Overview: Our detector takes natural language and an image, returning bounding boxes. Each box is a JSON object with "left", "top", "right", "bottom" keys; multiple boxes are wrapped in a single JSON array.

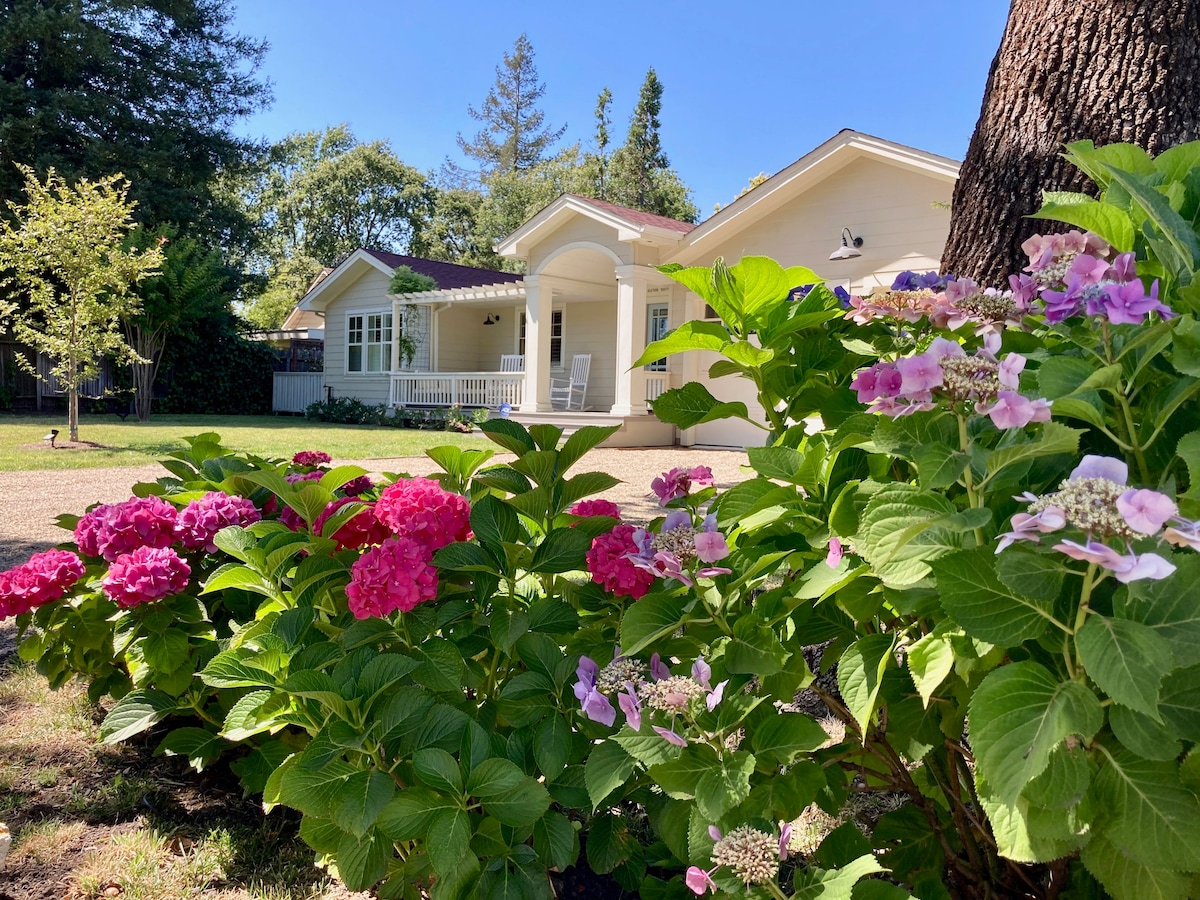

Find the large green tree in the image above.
[
  {"left": 240, "top": 125, "right": 434, "bottom": 328},
  {"left": 0, "top": 0, "right": 269, "bottom": 245},
  {"left": 457, "top": 34, "right": 567, "bottom": 175},
  {"left": 606, "top": 69, "right": 699, "bottom": 223},
  {"left": 0, "top": 167, "right": 163, "bottom": 441}
]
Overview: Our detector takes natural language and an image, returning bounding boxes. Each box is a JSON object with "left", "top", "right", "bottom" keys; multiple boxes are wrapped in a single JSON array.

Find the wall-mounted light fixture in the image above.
[
  {"left": 483, "top": 314, "right": 500, "bottom": 325},
  {"left": 829, "top": 227, "right": 864, "bottom": 261}
]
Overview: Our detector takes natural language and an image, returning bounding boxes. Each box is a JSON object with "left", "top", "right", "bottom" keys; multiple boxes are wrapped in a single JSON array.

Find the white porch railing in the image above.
[
  {"left": 390, "top": 372, "right": 526, "bottom": 409},
  {"left": 273, "top": 372, "right": 325, "bottom": 413},
  {"left": 645, "top": 375, "right": 670, "bottom": 402}
]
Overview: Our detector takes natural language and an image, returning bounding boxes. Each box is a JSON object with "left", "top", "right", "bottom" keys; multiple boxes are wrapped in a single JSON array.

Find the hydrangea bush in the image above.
[{"left": 7, "top": 139, "right": 1200, "bottom": 898}]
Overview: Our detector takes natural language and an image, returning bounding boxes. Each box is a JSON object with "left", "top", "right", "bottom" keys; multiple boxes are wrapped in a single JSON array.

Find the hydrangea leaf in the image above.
[
  {"left": 1120, "top": 556, "right": 1200, "bottom": 665},
  {"left": 856, "top": 484, "right": 963, "bottom": 586},
  {"left": 693, "top": 749, "right": 755, "bottom": 822},
  {"left": 331, "top": 770, "right": 396, "bottom": 838},
  {"left": 933, "top": 548, "right": 1056, "bottom": 645},
  {"left": 907, "top": 621, "right": 958, "bottom": 708},
  {"left": 584, "top": 739, "right": 635, "bottom": 809},
  {"left": 1080, "top": 835, "right": 1192, "bottom": 900},
  {"left": 619, "top": 593, "right": 688, "bottom": 658},
  {"left": 335, "top": 827, "right": 391, "bottom": 892},
  {"left": 1093, "top": 750, "right": 1200, "bottom": 872},
  {"left": 1076, "top": 615, "right": 1172, "bottom": 720},
  {"left": 1110, "top": 703, "right": 1183, "bottom": 761},
  {"left": 789, "top": 854, "right": 886, "bottom": 900},
  {"left": 969, "top": 662, "right": 1102, "bottom": 806},
  {"left": 648, "top": 382, "right": 752, "bottom": 430},
  {"left": 976, "top": 775, "right": 1090, "bottom": 864},
  {"left": 1159, "top": 664, "right": 1200, "bottom": 742},
  {"left": 837, "top": 633, "right": 896, "bottom": 737}
]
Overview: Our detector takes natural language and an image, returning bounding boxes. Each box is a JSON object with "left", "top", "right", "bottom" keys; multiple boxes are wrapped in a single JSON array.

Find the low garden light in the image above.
[{"left": 43, "top": 429, "right": 59, "bottom": 448}]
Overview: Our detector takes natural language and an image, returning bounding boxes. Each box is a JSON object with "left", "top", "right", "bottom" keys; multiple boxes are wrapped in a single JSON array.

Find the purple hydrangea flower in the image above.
[{"left": 1117, "top": 489, "right": 1178, "bottom": 535}]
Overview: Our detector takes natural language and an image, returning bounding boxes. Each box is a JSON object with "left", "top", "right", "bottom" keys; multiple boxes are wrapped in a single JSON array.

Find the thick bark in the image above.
[{"left": 943, "top": 0, "right": 1200, "bottom": 286}]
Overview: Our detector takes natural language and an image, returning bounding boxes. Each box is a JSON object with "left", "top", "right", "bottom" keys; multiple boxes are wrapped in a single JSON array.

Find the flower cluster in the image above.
[
  {"left": 651, "top": 465, "right": 714, "bottom": 506},
  {"left": 292, "top": 450, "right": 332, "bottom": 467},
  {"left": 175, "top": 491, "right": 261, "bottom": 553},
  {"left": 851, "top": 335, "right": 1052, "bottom": 428},
  {"left": 573, "top": 652, "right": 726, "bottom": 747},
  {"left": 1023, "top": 231, "right": 1172, "bottom": 324},
  {"left": 626, "top": 510, "right": 732, "bottom": 588},
  {"left": 341, "top": 474, "right": 374, "bottom": 497},
  {"left": 0, "top": 550, "right": 86, "bottom": 619},
  {"left": 687, "top": 824, "right": 790, "bottom": 894},
  {"left": 997, "top": 455, "right": 1198, "bottom": 582},
  {"left": 313, "top": 497, "right": 391, "bottom": 550},
  {"left": 75, "top": 496, "right": 179, "bottom": 562},
  {"left": 345, "top": 536, "right": 438, "bottom": 618},
  {"left": 101, "top": 546, "right": 191, "bottom": 608},
  {"left": 374, "top": 478, "right": 471, "bottom": 551},
  {"left": 586, "top": 524, "right": 657, "bottom": 599},
  {"left": 569, "top": 499, "right": 622, "bottom": 519}
]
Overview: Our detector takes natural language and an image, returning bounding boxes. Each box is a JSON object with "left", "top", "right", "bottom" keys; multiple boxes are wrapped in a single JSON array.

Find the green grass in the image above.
[{"left": 0, "top": 414, "right": 494, "bottom": 471}]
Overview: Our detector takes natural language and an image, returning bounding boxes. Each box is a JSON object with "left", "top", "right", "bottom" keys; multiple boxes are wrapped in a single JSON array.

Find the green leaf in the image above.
[
  {"left": 221, "top": 690, "right": 276, "bottom": 742},
  {"left": 433, "top": 541, "right": 499, "bottom": 573},
  {"left": 1110, "top": 704, "right": 1183, "bottom": 761},
  {"left": 1093, "top": 750, "right": 1200, "bottom": 871},
  {"left": 648, "top": 382, "right": 751, "bottom": 430},
  {"left": 155, "top": 727, "right": 224, "bottom": 771},
  {"left": 694, "top": 749, "right": 755, "bottom": 821},
  {"left": 427, "top": 806, "right": 472, "bottom": 876},
  {"left": 611, "top": 728, "right": 684, "bottom": 768},
  {"left": 480, "top": 418, "right": 536, "bottom": 455},
  {"left": 470, "top": 494, "right": 521, "bottom": 547},
  {"left": 976, "top": 775, "right": 1090, "bottom": 864},
  {"left": 558, "top": 425, "right": 622, "bottom": 472},
  {"left": 377, "top": 787, "right": 446, "bottom": 841},
  {"left": 482, "top": 778, "right": 551, "bottom": 827},
  {"left": 139, "top": 629, "right": 189, "bottom": 672},
  {"left": 533, "top": 812, "right": 576, "bottom": 871},
  {"left": 413, "top": 748, "right": 463, "bottom": 795},
  {"left": 619, "top": 593, "right": 688, "bottom": 657},
  {"left": 533, "top": 715, "right": 570, "bottom": 777},
  {"left": 746, "top": 446, "right": 804, "bottom": 482},
  {"left": 585, "top": 740, "right": 635, "bottom": 808},
  {"left": 1120, "top": 556, "right": 1200, "bottom": 665},
  {"left": 560, "top": 471, "right": 622, "bottom": 508},
  {"left": 335, "top": 827, "right": 391, "bottom": 892},
  {"left": 200, "top": 562, "right": 273, "bottom": 597},
  {"left": 466, "top": 757, "right": 525, "bottom": 798},
  {"left": 633, "top": 320, "right": 731, "bottom": 367},
  {"left": 725, "top": 613, "right": 790, "bottom": 676},
  {"left": 331, "top": 770, "right": 396, "bottom": 837},
  {"left": 270, "top": 755, "right": 355, "bottom": 818},
  {"left": 790, "top": 854, "right": 886, "bottom": 900},
  {"left": 732, "top": 255, "right": 791, "bottom": 316},
  {"left": 933, "top": 548, "right": 1056, "bottom": 645},
  {"left": 529, "top": 527, "right": 591, "bottom": 573},
  {"left": 1159, "top": 665, "right": 1200, "bottom": 742},
  {"left": 994, "top": 549, "right": 1065, "bottom": 603},
  {"left": 969, "top": 662, "right": 1103, "bottom": 806},
  {"left": 1076, "top": 615, "right": 1173, "bottom": 720},
  {"left": 100, "top": 689, "right": 177, "bottom": 744},
  {"left": 856, "top": 484, "right": 962, "bottom": 586},
  {"left": 1104, "top": 165, "right": 1200, "bottom": 274},
  {"left": 982, "top": 423, "right": 1083, "bottom": 485},
  {"left": 837, "top": 633, "right": 896, "bottom": 736},
  {"left": 751, "top": 713, "right": 830, "bottom": 767},
  {"left": 907, "top": 622, "right": 957, "bottom": 707},
  {"left": 1081, "top": 834, "right": 1192, "bottom": 900},
  {"left": 913, "top": 443, "right": 969, "bottom": 490},
  {"left": 1034, "top": 193, "right": 1136, "bottom": 251}
]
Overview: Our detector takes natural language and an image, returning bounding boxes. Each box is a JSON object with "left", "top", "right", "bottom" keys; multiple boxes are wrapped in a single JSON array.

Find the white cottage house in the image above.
[{"left": 292, "top": 130, "right": 959, "bottom": 448}]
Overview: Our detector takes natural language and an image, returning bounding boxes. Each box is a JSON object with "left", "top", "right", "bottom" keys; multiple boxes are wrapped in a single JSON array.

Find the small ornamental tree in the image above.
[{"left": 0, "top": 166, "right": 163, "bottom": 441}]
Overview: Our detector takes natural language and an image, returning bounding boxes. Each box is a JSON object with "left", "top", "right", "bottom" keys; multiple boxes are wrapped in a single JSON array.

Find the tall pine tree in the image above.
[{"left": 456, "top": 34, "right": 567, "bottom": 175}]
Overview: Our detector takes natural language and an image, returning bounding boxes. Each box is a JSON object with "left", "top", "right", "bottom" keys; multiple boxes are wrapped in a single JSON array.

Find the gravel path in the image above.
[{"left": 0, "top": 446, "right": 750, "bottom": 569}]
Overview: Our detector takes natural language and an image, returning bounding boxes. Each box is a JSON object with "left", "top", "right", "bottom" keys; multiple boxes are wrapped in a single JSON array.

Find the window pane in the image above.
[
  {"left": 646, "top": 304, "right": 668, "bottom": 371},
  {"left": 348, "top": 345, "right": 362, "bottom": 372},
  {"left": 367, "top": 344, "right": 383, "bottom": 372},
  {"left": 551, "top": 309, "right": 563, "bottom": 367},
  {"left": 518, "top": 312, "right": 526, "bottom": 356}
]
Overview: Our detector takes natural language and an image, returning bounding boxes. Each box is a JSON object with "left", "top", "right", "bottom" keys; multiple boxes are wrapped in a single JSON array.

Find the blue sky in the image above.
[{"left": 230, "top": 1, "right": 1010, "bottom": 216}]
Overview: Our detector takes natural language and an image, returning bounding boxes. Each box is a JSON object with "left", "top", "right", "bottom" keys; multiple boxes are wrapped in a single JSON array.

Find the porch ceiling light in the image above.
[
  {"left": 829, "top": 227, "right": 863, "bottom": 261},
  {"left": 483, "top": 314, "right": 499, "bottom": 325}
]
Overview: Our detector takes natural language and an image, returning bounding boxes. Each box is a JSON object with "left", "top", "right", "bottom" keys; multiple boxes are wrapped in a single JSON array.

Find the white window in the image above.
[
  {"left": 518, "top": 309, "right": 564, "bottom": 368},
  {"left": 646, "top": 303, "right": 668, "bottom": 371},
  {"left": 347, "top": 312, "right": 393, "bottom": 373}
]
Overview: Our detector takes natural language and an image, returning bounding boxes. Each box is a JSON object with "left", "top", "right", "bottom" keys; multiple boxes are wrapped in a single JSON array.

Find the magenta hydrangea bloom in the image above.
[
  {"left": 0, "top": 549, "right": 86, "bottom": 619},
  {"left": 341, "top": 475, "right": 374, "bottom": 497},
  {"left": 292, "top": 450, "right": 332, "bottom": 467},
  {"left": 374, "top": 478, "right": 472, "bottom": 552},
  {"left": 74, "top": 496, "right": 179, "bottom": 562},
  {"left": 569, "top": 499, "right": 622, "bottom": 520},
  {"left": 313, "top": 497, "right": 392, "bottom": 550},
  {"left": 651, "top": 466, "right": 714, "bottom": 506},
  {"left": 586, "top": 524, "right": 657, "bottom": 599},
  {"left": 101, "top": 546, "right": 191, "bottom": 609},
  {"left": 345, "top": 536, "right": 438, "bottom": 618},
  {"left": 176, "top": 491, "right": 261, "bottom": 553}
]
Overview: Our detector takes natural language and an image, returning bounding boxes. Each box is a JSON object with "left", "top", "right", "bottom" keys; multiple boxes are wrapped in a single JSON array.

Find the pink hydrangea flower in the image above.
[
  {"left": 694, "top": 530, "right": 729, "bottom": 564},
  {"left": 978, "top": 391, "right": 1053, "bottom": 429},
  {"left": 74, "top": 496, "right": 179, "bottom": 562},
  {"left": 374, "top": 478, "right": 472, "bottom": 551},
  {"left": 286, "top": 471, "right": 325, "bottom": 485},
  {"left": 826, "top": 537, "right": 844, "bottom": 568},
  {"left": 102, "top": 546, "right": 191, "bottom": 608},
  {"left": 686, "top": 866, "right": 717, "bottom": 895},
  {"left": 345, "top": 537, "right": 438, "bottom": 618},
  {"left": 341, "top": 475, "right": 374, "bottom": 496},
  {"left": 1117, "top": 489, "right": 1178, "bottom": 535},
  {"left": 313, "top": 498, "right": 392, "bottom": 550},
  {"left": 651, "top": 466, "right": 715, "bottom": 506},
  {"left": 0, "top": 549, "right": 86, "bottom": 619},
  {"left": 569, "top": 499, "right": 622, "bottom": 519},
  {"left": 896, "top": 352, "right": 944, "bottom": 393},
  {"left": 586, "top": 524, "right": 657, "bottom": 599},
  {"left": 292, "top": 450, "right": 332, "bottom": 467},
  {"left": 175, "top": 491, "right": 261, "bottom": 553}
]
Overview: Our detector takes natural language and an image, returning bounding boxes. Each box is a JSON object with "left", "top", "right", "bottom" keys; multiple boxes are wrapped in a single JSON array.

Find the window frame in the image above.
[
  {"left": 645, "top": 302, "right": 669, "bottom": 372},
  {"left": 518, "top": 308, "right": 565, "bottom": 370},
  {"left": 345, "top": 310, "right": 394, "bottom": 375}
]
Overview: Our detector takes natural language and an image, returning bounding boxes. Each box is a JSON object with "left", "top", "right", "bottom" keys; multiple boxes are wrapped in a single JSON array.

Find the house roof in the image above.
[
  {"left": 562, "top": 195, "right": 696, "bottom": 234},
  {"left": 496, "top": 193, "right": 697, "bottom": 259},
  {"left": 361, "top": 249, "right": 522, "bottom": 290},
  {"left": 668, "top": 129, "right": 959, "bottom": 264}
]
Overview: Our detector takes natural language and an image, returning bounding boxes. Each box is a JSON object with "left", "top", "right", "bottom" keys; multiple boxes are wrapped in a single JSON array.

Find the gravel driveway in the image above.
[{"left": 0, "top": 446, "right": 750, "bottom": 569}]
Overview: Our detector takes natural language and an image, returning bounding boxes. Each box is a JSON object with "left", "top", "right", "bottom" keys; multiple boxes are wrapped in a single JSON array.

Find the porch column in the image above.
[
  {"left": 611, "top": 265, "right": 649, "bottom": 416},
  {"left": 390, "top": 301, "right": 403, "bottom": 372},
  {"left": 519, "top": 275, "right": 552, "bottom": 412}
]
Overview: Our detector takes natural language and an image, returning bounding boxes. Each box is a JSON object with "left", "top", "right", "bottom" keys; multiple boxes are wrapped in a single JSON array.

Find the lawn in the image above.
[{"left": 0, "top": 414, "right": 493, "bottom": 472}]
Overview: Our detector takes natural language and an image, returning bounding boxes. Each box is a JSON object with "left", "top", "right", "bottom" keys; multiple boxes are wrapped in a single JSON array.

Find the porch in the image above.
[{"left": 386, "top": 370, "right": 671, "bottom": 411}]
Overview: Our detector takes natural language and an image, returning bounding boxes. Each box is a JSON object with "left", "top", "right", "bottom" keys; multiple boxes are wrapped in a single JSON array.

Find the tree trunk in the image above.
[
  {"left": 68, "top": 352, "right": 79, "bottom": 442},
  {"left": 942, "top": 0, "right": 1200, "bottom": 286}
]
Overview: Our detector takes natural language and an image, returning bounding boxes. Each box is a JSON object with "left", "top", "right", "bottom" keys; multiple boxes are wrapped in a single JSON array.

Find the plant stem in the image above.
[{"left": 957, "top": 413, "right": 985, "bottom": 545}]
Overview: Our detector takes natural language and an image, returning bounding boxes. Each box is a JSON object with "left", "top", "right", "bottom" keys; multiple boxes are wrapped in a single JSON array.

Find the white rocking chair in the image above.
[
  {"left": 499, "top": 354, "right": 524, "bottom": 372},
  {"left": 550, "top": 354, "right": 591, "bottom": 410}
]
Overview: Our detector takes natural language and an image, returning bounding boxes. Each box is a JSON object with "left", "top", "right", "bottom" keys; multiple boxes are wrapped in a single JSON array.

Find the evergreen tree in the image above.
[
  {"left": 607, "top": 69, "right": 699, "bottom": 223},
  {"left": 456, "top": 34, "right": 567, "bottom": 175},
  {"left": 588, "top": 87, "right": 614, "bottom": 199},
  {"left": 0, "top": 0, "right": 269, "bottom": 246}
]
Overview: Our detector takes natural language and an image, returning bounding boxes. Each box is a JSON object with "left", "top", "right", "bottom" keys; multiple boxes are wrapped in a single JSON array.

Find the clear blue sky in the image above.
[{"left": 230, "top": 1, "right": 1011, "bottom": 216}]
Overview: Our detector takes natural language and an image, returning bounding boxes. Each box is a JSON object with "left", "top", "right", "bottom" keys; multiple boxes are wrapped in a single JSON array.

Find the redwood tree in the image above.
[{"left": 942, "top": 1, "right": 1200, "bottom": 285}]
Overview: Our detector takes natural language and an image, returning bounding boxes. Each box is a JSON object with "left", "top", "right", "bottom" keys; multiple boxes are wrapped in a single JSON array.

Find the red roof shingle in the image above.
[
  {"left": 362, "top": 249, "right": 523, "bottom": 290},
  {"left": 564, "top": 194, "right": 696, "bottom": 234}
]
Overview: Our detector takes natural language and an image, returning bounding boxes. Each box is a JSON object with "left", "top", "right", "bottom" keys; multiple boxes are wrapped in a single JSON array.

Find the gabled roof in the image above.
[
  {"left": 497, "top": 193, "right": 696, "bottom": 258},
  {"left": 668, "top": 130, "right": 959, "bottom": 264},
  {"left": 297, "top": 248, "right": 524, "bottom": 311}
]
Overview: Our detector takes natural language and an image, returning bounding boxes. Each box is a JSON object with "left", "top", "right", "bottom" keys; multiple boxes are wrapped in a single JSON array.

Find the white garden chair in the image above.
[
  {"left": 500, "top": 354, "right": 524, "bottom": 372},
  {"left": 550, "top": 354, "right": 590, "bottom": 410}
]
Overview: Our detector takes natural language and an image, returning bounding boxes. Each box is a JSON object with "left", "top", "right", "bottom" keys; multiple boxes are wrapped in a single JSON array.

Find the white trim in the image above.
[
  {"left": 532, "top": 240, "right": 624, "bottom": 276},
  {"left": 497, "top": 195, "right": 690, "bottom": 259},
  {"left": 298, "top": 249, "right": 398, "bottom": 312},
  {"left": 344, "top": 308, "right": 394, "bottom": 376}
]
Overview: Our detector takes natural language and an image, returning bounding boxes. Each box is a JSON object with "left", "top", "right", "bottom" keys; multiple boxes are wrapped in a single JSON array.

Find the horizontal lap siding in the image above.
[
  {"left": 562, "top": 300, "right": 616, "bottom": 410},
  {"left": 323, "top": 269, "right": 398, "bottom": 406}
]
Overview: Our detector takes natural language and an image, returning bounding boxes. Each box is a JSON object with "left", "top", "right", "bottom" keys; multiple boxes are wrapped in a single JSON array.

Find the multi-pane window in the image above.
[
  {"left": 347, "top": 312, "right": 393, "bottom": 373},
  {"left": 646, "top": 303, "right": 668, "bottom": 371},
  {"left": 518, "top": 310, "right": 564, "bottom": 368}
]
